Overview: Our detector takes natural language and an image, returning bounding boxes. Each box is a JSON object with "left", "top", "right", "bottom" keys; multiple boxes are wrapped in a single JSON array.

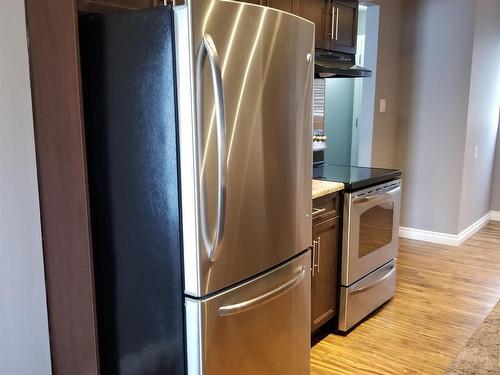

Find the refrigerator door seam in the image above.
[{"left": 175, "top": 5, "right": 202, "bottom": 296}]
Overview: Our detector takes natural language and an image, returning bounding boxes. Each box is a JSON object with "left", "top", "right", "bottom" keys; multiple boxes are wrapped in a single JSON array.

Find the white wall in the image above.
[
  {"left": 492, "top": 126, "right": 500, "bottom": 212},
  {"left": 459, "top": 0, "right": 500, "bottom": 229},
  {"left": 357, "top": 3, "right": 379, "bottom": 167},
  {"left": 370, "top": 0, "right": 404, "bottom": 169},
  {"left": 397, "top": 0, "right": 476, "bottom": 234},
  {"left": 371, "top": 0, "right": 500, "bottom": 235},
  {"left": 324, "top": 79, "right": 355, "bottom": 165},
  {"left": 0, "top": 0, "right": 52, "bottom": 373}
]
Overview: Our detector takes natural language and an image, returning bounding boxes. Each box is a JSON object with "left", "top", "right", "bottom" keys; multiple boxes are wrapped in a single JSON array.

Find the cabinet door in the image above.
[
  {"left": 78, "top": 0, "right": 161, "bottom": 13},
  {"left": 238, "top": 0, "right": 267, "bottom": 5},
  {"left": 267, "top": 0, "right": 295, "bottom": 13},
  {"left": 311, "top": 217, "right": 339, "bottom": 333},
  {"left": 331, "top": 0, "right": 358, "bottom": 54},
  {"left": 296, "top": 0, "right": 330, "bottom": 50},
  {"left": 240, "top": 0, "right": 296, "bottom": 12}
]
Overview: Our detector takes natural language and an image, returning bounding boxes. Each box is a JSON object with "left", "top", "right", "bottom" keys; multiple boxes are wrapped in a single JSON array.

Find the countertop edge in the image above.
[{"left": 312, "top": 180, "right": 344, "bottom": 199}]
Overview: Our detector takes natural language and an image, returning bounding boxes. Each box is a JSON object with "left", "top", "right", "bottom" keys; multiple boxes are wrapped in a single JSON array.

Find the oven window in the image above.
[{"left": 359, "top": 202, "right": 394, "bottom": 258}]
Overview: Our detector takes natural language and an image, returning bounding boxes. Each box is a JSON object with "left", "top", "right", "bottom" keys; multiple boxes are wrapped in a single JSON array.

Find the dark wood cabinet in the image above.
[
  {"left": 330, "top": 0, "right": 358, "bottom": 54},
  {"left": 238, "top": 0, "right": 266, "bottom": 5},
  {"left": 310, "top": 0, "right": 358, "bottom": 54},
  {"left": 78, "top": 0, "right": 163, "bottom": 13},
  {"left": 296, "top": 0, "right": 330, "bottom": 50},
  {"left": 79, "top": 0, "right": 358, "bottom": 55},
  {"left": 237, "top": 0, "right": 296, "bottom": 12},
  {"left": 267, "top": 0, "right": 296, "bottom": 13},
  {"left": 311, "top": 193, "right": 340, "bottom": 333}
]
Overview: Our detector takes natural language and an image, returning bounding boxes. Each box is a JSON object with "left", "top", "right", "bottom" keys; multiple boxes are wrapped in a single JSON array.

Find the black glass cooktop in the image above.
[{"left": 314, "top": 164, "right": 402, "bottom": 191}]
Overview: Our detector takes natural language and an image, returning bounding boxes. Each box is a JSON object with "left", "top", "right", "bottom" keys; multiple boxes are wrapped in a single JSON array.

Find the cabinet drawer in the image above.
[{"left": 312, "top": 192, "right": 340, "bottom": 223}]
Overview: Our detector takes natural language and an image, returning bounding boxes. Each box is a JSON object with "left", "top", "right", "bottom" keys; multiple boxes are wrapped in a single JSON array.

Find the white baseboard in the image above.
[
  {"left": 399, "top": 226, "right": 463, "bottom": 246},
  {"left": 491, "top": 211, "right": 500, "bottom": 221},
  {"left": 399, "top": 212, "right": 491, "bottom": 247},
  {"left": 458, "top": 213, "right": 492, "bottom": 244}
]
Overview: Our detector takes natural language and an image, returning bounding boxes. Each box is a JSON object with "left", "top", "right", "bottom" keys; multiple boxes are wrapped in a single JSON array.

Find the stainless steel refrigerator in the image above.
[{"left": 80, "top": 1, "right": 314, "bottom": 374}]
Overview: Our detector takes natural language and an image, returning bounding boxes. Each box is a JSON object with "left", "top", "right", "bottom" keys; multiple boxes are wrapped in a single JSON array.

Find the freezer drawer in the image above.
[
  {"left": 185, "top": 252, "right": 311, "bottom": 375},
  {"left": 338, "top": 259, "right": 397, "bottom": 332}
]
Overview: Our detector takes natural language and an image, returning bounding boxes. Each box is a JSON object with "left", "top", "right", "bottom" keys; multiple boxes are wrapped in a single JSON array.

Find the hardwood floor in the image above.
[{"left": 311, "top": 221, "right": 500, "bottom": 374}]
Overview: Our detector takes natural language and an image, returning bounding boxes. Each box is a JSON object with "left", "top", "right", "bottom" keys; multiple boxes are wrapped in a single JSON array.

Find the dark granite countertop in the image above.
[{"left": 313, "top": 164, "right": 402, "bottom": 191}]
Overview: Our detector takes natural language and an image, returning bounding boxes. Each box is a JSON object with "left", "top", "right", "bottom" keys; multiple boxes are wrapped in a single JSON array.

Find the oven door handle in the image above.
[
  {"left": 352, "top": 185, "right": 400, "bottom": 204},
  {"left": 350, "top": 264, "right": 396, "bottom": 294}
]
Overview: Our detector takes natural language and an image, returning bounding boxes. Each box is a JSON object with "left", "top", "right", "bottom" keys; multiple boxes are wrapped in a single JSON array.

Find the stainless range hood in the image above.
[{"left": 315, "top": 50, "right": 372, "bottom": 78}]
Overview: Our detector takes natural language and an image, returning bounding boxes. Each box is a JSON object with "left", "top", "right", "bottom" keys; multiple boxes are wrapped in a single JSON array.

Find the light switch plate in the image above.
[
  {"left": 379, "top": 99, "right": 386, "bottom": 113},
  {"left": 474, "top": 146, "right": 479, "bottom": 159}
]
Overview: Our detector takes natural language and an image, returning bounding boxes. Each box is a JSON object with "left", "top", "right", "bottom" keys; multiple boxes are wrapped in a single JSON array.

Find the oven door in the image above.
[{"left": 342, "top": 180, "right": 401, "bottom": 286}]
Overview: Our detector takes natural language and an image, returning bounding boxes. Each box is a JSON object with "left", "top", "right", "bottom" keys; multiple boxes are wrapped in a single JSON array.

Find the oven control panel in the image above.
[{"left": 351, "top": 179, "right": 401, "bottom": 200}]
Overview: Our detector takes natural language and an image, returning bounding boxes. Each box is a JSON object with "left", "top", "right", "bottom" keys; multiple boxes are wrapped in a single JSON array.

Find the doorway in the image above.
[{"left": 323, "top": 3, "right": 380, "bottom": 167}]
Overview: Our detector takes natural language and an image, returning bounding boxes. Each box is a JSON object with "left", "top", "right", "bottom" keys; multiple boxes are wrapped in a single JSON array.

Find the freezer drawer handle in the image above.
[
  {"left": 196, "top": 33, "right": 228, "bottom": 262},
  {"left": 350, "top": 264, "right": 396, "bottom": 294},
  {"left": 218, "top": 266, "right": 306, "bottom": 316}
]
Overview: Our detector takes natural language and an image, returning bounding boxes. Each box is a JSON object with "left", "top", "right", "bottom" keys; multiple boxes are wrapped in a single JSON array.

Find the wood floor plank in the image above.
[{"left": 311, "top": 221, "right": 500, "bottom": 374}]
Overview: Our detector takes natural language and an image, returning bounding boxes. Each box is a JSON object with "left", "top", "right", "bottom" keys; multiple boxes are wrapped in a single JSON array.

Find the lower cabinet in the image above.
[{"left": 311, "top": 195, "right": 340, "bottom": 333}]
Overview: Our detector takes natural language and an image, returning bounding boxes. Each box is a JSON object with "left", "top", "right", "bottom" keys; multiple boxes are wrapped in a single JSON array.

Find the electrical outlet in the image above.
[
  {"left": 474, "top": 146, "right": 479, "bottom": 159},
  {"left": 379, "top": 99, "right": 386, "bottom": 113}
]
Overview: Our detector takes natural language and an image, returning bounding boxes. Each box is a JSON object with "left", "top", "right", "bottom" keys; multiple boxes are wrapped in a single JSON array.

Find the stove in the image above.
[
  {"left": 313, "top": 164, "right": 402, "bottom": 191},
  {"left": 313, "top": 162, "right": 402, "bottom": 333}
]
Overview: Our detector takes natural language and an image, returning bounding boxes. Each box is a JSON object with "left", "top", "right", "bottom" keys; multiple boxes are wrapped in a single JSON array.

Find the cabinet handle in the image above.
[
  {"left": 331, "top": 6, "right": 335, "bottom": 40},
  {"left": 316, "top": 237, "right": 321, "bottom": 273},
  {"left": 311, "top": 241, "right": 317, "bottom": 276},
  {"left": 335, "top": 7, "right": 339, "bottom": 40},
  {"left": 312, "top": 207, "right": 326, "bottom": 218}
]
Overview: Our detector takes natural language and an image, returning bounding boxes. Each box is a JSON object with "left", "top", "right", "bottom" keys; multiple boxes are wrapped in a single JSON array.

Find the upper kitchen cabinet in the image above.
[
  {"left": 237, "top": 0, "right": 297, "bottom": 13},
  {"left": 296, "top": 0, "right": 330, "bottom": 50},
  {"left": 297, "top": 0, "right": 358, "bottom": 55},
  {"left": 330, "top": 0, "right": 358, "bottom": 54},
  {"left": 78, "top": 0, "right": 164, "bottom": 13},
  {"left": 238, "top": 0, "right": 267, "bottom": 5},
  {"left": 267, "top": 0, "right": 297, "bottom": 13}
]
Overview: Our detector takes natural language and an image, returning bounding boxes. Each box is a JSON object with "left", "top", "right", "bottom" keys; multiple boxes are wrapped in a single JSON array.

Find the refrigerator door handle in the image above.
[
  {"left": 196, "top": 34, "right": 228, "bottom": 262},
  {"left": 218, "top": 266, "right": 306, "bottom": 316}
]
